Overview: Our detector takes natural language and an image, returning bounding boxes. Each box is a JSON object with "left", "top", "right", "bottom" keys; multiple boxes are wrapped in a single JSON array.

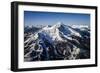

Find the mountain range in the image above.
[{"left": 24, "top": 22, "right": 90, "bottom": 61}]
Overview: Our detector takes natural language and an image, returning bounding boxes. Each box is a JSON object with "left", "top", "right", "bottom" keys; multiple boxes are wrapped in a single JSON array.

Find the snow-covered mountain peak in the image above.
[
  {"left": 35, "top": 22, "right": 83, "bottom": 41},
  {"left": 53, "top": 22, "right": 65, "bottom": 28},
  {"left": 25, "top": 22, "right": 90, "bottom": 44},
  {"left": 56, "top": 22, "right": 64, "bottom": 25}
]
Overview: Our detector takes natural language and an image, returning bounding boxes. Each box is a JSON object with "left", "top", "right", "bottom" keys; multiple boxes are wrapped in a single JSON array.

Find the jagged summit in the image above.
[
  {"left": 56, "top": 22, "right": 64, "bottom": 26},
  {"left": 53, "top": 22, "right": 65, "bottom": 28}
]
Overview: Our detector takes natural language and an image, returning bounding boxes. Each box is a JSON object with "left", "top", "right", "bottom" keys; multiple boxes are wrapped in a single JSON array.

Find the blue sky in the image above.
[{"left": 24, "top": 11, "right": 90, "bottom": 26}]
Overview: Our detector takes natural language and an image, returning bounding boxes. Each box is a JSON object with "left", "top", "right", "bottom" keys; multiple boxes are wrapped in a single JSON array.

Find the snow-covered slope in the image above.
[{"left": 29, "top": 22, "right": 82, "bottom": 41}]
